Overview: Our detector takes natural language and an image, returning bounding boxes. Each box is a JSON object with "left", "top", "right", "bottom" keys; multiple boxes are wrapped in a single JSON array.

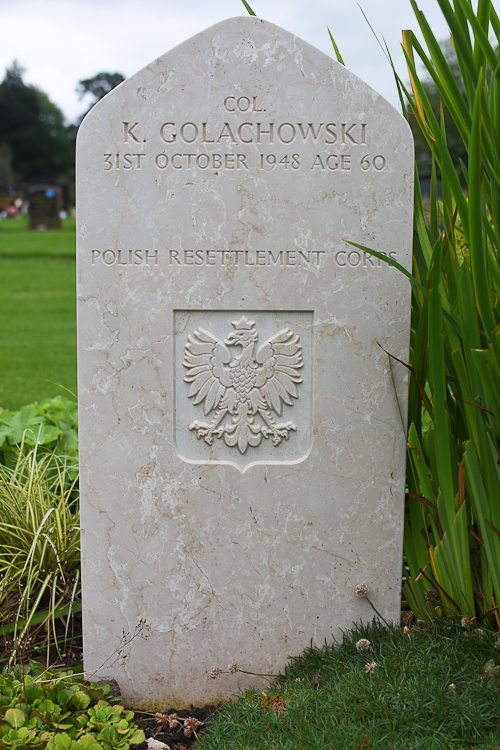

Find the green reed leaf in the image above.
[
  {"left": 240, "top": 0, "right": 256, "bottom": 15},
  {"left": 328, "top": 28, "right": 345, "bottom": 65}
]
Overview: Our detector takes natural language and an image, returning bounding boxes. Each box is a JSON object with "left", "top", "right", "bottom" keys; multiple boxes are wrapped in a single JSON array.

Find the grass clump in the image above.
[
  {"left": 0, "top": 661, "right": 145, "bottom": 749},
  {"left": 0, "top": 445, "right": 80, "bottom": 666},
  {"left": 197, "top": 619, "right": 500, "bottom": 749}
]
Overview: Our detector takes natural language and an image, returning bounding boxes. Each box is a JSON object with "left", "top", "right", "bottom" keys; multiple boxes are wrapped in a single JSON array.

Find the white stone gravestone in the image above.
[{"left": 76, "top": 16, "right": 413, "bottom": 708}]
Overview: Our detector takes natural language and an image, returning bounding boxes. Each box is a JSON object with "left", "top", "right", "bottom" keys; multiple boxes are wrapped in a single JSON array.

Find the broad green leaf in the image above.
[
  {"left": 85, "top": 686, "right": 105, "bottom": 701},
  {"left": 38, "top": 699, "right": 57, "bottom": 715},
  {"left": 24, "top": 681, "right": 44, "bottom": 705},
  {"left": 116, "top": 718, "right": 130, "bottom": 733},
  {"left": 128, "top": 729, "right": 146, "bottom": 746},
  {"left": 6, "top": 405, "right": 43, "bottom": 430},
  {"left": 71, "top": 690, "right": 91, "bottom": 711},
  {"left": 5, "top": 707, "right": 26, "bottom": 728},
  {"left": 97, "top": 725, "right": 119, "bottom": 743},
  {"left": 71, "top": 739, "right": 104, "bottom": 750},
  {"left": 57, "top": 687, "right": 77, "bottom": 709},
  {"left": 54, "top": 732, "right": 72, "bottom": 750},
  {"left": 24, "top": 424, "right": 62, "bottom": 446},
  {"left": 0, "top": 424, "right": 12, "bottom": 445}
]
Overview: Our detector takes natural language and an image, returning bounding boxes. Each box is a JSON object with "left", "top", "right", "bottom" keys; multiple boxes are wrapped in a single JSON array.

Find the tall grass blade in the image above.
[
  {"left": 403, "top": 30, "right": 430, "bottom": 134},
  {"left": 327, "top": 28, "right": 345, "bottom": 65},
  {"left": 240, "top": 0, "right": 256, "bottom": 15}
]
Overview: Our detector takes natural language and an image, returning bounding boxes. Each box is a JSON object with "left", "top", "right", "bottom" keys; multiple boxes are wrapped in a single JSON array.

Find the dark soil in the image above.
[
  {"left": 133, "top": 702, "right": 220, "bottom": 750},
  {"left": 95, "top": 680, "right": 220, "bottom": 750}
]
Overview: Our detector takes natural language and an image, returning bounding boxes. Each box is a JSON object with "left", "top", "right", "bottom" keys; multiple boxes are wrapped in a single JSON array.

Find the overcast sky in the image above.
[{"left": 1, "top": 0, "right": 455, "bottom": 123}]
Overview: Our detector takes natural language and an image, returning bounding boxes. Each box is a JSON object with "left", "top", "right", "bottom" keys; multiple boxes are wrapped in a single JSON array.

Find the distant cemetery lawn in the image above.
[{"left": 0, "top": 216, "right": 76, "bottom": 410}]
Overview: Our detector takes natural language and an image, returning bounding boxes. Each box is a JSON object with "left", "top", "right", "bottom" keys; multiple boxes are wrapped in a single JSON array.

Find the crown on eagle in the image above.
[{"left": 231, "top": 316, "right": 256, "bottom": 331}]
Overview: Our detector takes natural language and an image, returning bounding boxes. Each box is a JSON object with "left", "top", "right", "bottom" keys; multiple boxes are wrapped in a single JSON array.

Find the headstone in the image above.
[
  {"left": 0, "top": 143, "right": 13, "bottom": 193},
  {"left": 76, "top": 16, "right": 413, "bottom": 709},
  {"left": 28, "top": 185, "right": 61, "bottom": 230},
  {"left": 0, "top": 190, "right": 11, "bottom": 211}
]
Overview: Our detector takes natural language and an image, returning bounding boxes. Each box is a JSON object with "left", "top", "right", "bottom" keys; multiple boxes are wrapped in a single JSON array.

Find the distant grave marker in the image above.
[
  {"left": 0, "top": 143, "right": 13, "bottom": 195},
  {"left": 28, "top": 185, "right": 61, "bottom": 230},
  {"left": 76, "top": 16, "right": 413, "bottom": 708}
]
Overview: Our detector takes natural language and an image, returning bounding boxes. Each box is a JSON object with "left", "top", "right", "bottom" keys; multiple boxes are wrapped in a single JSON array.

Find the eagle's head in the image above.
[{"left": 225, "top": 316, "right": 258, "bottom": 347}]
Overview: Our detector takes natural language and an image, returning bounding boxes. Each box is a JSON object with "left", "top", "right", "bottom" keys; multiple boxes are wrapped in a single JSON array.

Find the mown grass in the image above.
[
  {"left": 197, "top": 620, "right": 500, "bottom": 749},
  {"left": 0, "top": 214, "right": 76, "bottom": 257},
  {"left": 0, "top": 217, "right": 76, "bottom": 410}
]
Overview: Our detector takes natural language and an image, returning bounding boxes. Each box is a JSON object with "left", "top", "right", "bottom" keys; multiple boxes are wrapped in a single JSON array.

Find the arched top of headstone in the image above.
[{"left": 79, "top": 16, "right": 410, "bottom": 141}]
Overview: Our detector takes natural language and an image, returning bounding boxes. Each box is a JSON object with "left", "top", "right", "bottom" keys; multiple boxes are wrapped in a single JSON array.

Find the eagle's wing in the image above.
[
  {"left": 183, "top": 328, "right": 232, "bottom": 415},
  {"left": 254, "top": 328, "right": 303, "bottom": 416}
]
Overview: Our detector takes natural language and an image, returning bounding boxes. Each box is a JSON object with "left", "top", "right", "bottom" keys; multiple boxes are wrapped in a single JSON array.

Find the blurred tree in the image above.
[
  {"left": 76, "top": 72, "right": 125, "bottom": 123},
  {"left": 407, "top": 39, "right": 468, "bottom": 181},
  {"left": 0, "top": 61, "right": 73, "bottom": 186}
]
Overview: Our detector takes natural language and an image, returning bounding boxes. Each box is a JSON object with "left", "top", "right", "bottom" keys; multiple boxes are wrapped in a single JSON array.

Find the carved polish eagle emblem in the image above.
[{"left": 183, "top": 316, "right": 303, "bottom": 454}]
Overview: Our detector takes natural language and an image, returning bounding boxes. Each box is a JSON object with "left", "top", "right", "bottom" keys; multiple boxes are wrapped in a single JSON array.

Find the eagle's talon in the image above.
[
  {"left": 261, "top": 420, "right": 297, "bottom": 445},
  {"left": 189, "top": 420, "right": 222, "bottom": 445}
]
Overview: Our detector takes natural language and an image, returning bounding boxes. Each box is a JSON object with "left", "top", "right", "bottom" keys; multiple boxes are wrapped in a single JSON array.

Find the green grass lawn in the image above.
[
  {"left": 0, "top": 213, "right": 76, "bottom": 257},
  {"left": 196, "top": 620, "right": 500, "bottom": 749},
  {"left": 0, "top": 216, "right": 76, "bottom": 410}
]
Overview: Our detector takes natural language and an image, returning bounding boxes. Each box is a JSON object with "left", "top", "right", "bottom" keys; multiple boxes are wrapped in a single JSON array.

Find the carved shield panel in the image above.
[{"left": 175, "top": 310, "right": 313, "bottom": 471}]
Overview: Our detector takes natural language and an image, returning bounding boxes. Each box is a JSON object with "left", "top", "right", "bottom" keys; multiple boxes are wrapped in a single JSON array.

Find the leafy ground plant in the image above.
[
  {"left": 0, "top": 445, "right": 80, "bottom": 665},
  {"left": 0, "top": 397, "right": 78, "bottom": 472},
  {"left": 0, "top": 661, "right": 145, "bottom": 749},
  {"left": 195, "top": 619, "right": 500, "bottom": 749}
]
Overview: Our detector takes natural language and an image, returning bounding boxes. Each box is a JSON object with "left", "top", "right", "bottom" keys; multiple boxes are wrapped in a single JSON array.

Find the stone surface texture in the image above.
[{"left": 76, "top": 16, "right": 414, "bottom": 708}]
